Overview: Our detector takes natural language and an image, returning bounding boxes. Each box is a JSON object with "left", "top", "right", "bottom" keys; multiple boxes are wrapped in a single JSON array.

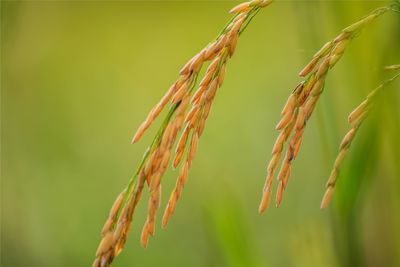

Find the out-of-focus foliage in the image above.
[{"left": 1, "top": 1, "right": 399, "bottom": 267}]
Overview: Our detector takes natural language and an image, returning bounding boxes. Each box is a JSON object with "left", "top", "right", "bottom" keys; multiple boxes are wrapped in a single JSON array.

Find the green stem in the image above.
[
  {"left": 217, "top": 13, "right": 240, "bottom": 39},
  {"left": 239, "top": 7, "right": 261, "bottom": 35}
]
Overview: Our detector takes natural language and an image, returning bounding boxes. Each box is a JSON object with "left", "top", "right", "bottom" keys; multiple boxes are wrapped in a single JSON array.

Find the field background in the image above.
[{"left": 2, "top": 1, "right": 400, "bottom": 267}]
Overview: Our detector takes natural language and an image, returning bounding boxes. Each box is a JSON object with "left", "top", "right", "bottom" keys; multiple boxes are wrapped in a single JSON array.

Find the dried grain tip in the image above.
[
  {"left": 204, "top": 42, "right": 217, "bottom": 60},
  {"left": 199, "top": 69, "right": 214, "bottom": 87},
  {"left": 161, "top": 205, "right": 172, "bottom": 229},
  {"left": 229, "top": 33, "right": 239, "bottom": 56},
  {"left": 144, "top": 150, "right": 158, "bottom": 180},
  {"left": 173, "top": 126, "right": 190, "bottom": 168},
  {"left": 299, "top": 56, "right": 320, "bottom": 77},
  {"left": 176, "top": 95, "right": 190, "bottom": 119},
  {"left": 218, "top": 64, "right": 226, "bottom": 86},
  {"left": 130, "top": 85, "right": 177, "bottom": 144},
  {"left": 332, "top": 39, "right": 349, "bottom": 55},
  {"left": 339, "top": 128, "right": 356, "bottom": 149},
  {"left": 350, "top": 110, "right": 367, "bottom": 128},
  {"left": 140, "top": 223, "right": 149, "bottom": 248},
  {"left": 112, "top": 223, "right": 124, "bottom": 243},
  {"left": 101, "top": 219, "right": 113, "bottom": 237},
  {"left": 230, "top": 16, "right": 246, "bottom": 35},
  {"left": 160, "top": 150, "right": 171, "bottom": 172},
  {"left": 272, "top": 132, "right": 285, "bottom": 154},
  {"left": 333, "top": 149, "right": 347, "bottom": 169},
  {"left": 310, "top": 79, "right": 324, "bottom": 96},
  {"left": 334, "top": 32, "right": 350, "bottom": 43},
  {"left": 131, "top": 121, "right": 149, "bottom": 144},
  {"left": 192, "top": 86, "right": 207, "bottom": 105},
  {"left": 179, "top": 54, "right": 198, "bottom": 75},
  {"left": 276, "top": 181, "right": 283, "bottom": 207},
  {"left": 206, "top": 79, "right": 219, "bottom": 101},
  {"left": 185, "top": 106, "right": 199, "bottom": 124},
  {"left": 267, "top": 154, "right": 279, "bottom": 173},
  {"left": 304, "top": 96, "right": 318, "bottom": 119},
  {"left": 109, "top": 192, "right": 124, "bottom": 219},
  {"left": 320, "top": 187, "right": 334, "bottom": 209},
  {"left": 188, "top": 132, "right": 199, "bottom": 165},
  {"left": 300, "top": 75, "right": 315, "bottom": 99},
  {"left": 292, "top": 135, "right": 303, "bottom": 158},
  {"left": 96, "top": 232, "right": 114, "bottom": 257},
  {"left": 162, "top": 196, "right": 176, "bottom": 228},
  {"left": 171, "top": 81, "right": 189, "bottom": 104},
  {"left": 214, "top": 35, "right": 228, "bottom": 54},
  {"left": 313, "top": 41, "right": 333, "bottom": 59},
  {"left": 229, "top": 2, "right": 250, "bottom": 14},
  {"left": 189, "top": 52, "right": 205, "bottom": 73},
  {"left": 152, "top": 83, "right": 177, "bottom": 114},
  {"left": 173, "top": 149, "right": 184, "bottom": 169},
  {"left": 180, "top": 162, "right": 190, "bottom": 186},
  {"left": 295, "top": 107, "right": 305, "bottom": 130},
  {"left": 278, "top": 160, "right": 290, "bottom": 182},
  {"left": 209, "top": 56, "right": 222, "bottom": 73},
  {"left": 281, "top": 165, "right": 291, "bottom": 189},
  {"left": 160, "top": 123, "right": 174, "bottom": 150},
  {"left": 329, "top": 54, "right": 342, "bottom": 67},
  {"left": 275, "top": 111, "right": 292, "bottom": 130},
  {"left": 348, "top": 100, "right": 368, "bottom": 124},
  {"left": 315, "top": 58, "right": 330, "bottom": 78},
  {"left": 258, "top": 189, "right": 271, "bottom": 213},
  {"left": 147, "top": 220, "right": 155, "bottom": 237},
  {"left": 162, "top": 162, "right": 189, "bottom": 227},
  {"left": 281, "top": 94, "right": 296, "bottom": 116}
]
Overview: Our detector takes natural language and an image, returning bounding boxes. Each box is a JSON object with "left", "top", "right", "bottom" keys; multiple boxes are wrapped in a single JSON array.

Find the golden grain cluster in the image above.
[
  {"left": 258, "top": 6, "right": 391, "bottom": 213},
  {"left": 93, "top": 1, "right": 273, "bottom": 266}
]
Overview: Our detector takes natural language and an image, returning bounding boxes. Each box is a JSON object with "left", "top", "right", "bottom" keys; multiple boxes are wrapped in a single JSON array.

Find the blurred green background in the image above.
[{"left": 2, "top": 1, "right": 400, "bottom": 267}]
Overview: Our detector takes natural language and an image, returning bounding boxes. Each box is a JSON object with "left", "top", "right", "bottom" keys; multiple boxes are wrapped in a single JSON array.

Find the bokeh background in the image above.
[{"left": 2, "top": 1, "right": 400, "bottom": 267}]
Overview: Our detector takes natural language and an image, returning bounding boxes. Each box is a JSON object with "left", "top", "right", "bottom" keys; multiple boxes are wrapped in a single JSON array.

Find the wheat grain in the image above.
[
  {"left": 321, "top": 69, "right": 400, "bottom": 209},
  {"left": 259, "top": 6, "right": 390, "bottom": 212}
]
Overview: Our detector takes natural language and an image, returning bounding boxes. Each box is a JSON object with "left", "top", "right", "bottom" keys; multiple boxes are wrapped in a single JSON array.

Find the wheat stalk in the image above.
[
  {"left": 320, "top": 67, "right": 400, "bottom": 209},
  {"left": 259, "top": 6, "right": 391, "bottom": 212},
  {"left": 93, "top": 1, "right": 273, "bottom": 266}
]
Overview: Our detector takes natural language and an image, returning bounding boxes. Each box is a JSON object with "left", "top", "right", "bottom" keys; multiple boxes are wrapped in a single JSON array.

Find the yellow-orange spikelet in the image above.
[{"left": 162, "top": 162, "right": 189, "bottom": 228}]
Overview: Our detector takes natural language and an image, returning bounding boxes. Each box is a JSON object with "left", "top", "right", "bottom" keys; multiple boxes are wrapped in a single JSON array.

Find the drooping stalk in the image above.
[
  {"left": 93, "top": 1, "right": 274, "bottom": 267},
  {"left": 259, "top": 5, "right": 395, "bottom": 212},
  {"left": 321, "top": 67, "right": 400, "bottom": 208}
]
